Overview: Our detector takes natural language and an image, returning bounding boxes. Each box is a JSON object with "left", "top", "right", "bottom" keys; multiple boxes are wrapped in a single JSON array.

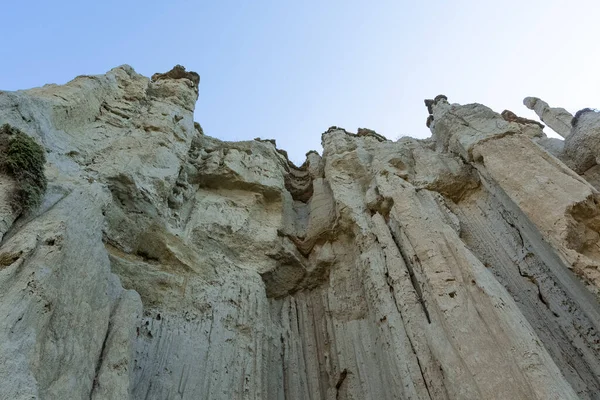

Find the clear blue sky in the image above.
[{"left": 2, "top": 0, "right": 599, "bottom": 164}]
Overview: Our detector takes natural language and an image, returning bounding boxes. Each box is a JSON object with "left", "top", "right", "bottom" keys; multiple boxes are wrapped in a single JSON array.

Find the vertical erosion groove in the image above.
[
  {"left": 335, "top": 369, "right": 348, "bottom": 400},
  {"left": 387, "top": 219, "right": 432, "bottom": 324},
  {"left": 375, "top": 231, "right": 434, "bottom": 399}
]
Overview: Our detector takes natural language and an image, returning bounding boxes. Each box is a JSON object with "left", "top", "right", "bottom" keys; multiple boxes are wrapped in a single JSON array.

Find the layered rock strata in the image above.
[{"left": 0, "top": 66, "right": 600, "bottom": 399}]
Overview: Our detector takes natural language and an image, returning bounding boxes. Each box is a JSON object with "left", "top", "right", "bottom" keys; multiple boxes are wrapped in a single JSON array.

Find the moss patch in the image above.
[{"left": 0, "top": 124, "right": 47, "bottom": 212}]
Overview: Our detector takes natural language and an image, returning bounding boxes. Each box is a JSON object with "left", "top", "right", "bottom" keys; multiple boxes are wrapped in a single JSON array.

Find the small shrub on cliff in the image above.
[{"left": 0, "top": 124, "right": 47, "bottom": 212}]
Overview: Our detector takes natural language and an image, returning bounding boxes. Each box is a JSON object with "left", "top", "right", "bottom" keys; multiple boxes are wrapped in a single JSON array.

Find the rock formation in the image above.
[
  {"left": 500, "top": 109, "right": 545, "bottom": 129},
  {"left": 1, "top": 66, "right": 600, "bottom": 399},
  {"left": 524, "top": 96, "right": 573, "bottom": 138}
]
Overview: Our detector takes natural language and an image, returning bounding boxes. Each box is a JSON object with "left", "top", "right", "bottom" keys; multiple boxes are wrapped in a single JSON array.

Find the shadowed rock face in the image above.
[{"left": 1, "top": 67, "right": 600, "bottom": 399}]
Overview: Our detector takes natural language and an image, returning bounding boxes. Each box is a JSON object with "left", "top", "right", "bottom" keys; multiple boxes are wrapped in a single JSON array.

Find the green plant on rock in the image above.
[{"left": 0, "top": 124, "right": 47, "bottom": 212}]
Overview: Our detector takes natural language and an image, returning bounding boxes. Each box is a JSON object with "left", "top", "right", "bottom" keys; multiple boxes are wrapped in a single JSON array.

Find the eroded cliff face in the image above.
[{"left": 1, "top": 66, "right": 600, "bottom": 399}]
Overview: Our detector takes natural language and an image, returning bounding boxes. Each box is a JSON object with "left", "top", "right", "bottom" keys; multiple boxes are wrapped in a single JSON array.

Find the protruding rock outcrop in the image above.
[
  {"left": 524, "top": 96, "right": 573, "bottom": 138},
  {"left": 501, "top": 109, "right": 545, "bottom": 128},
  {"left": 151, "top": 64, "right": 200, "bottom": 91},
  {"left": 1, "top": 67, "right": 600, "bottom": 399}
]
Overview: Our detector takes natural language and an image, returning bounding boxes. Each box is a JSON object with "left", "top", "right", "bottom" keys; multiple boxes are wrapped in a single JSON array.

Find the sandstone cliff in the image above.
[{"left": 0, "top": 66, "right": 600, "bottom": 399}]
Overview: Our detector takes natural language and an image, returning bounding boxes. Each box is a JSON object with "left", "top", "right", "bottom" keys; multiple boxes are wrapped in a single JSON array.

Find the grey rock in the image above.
[
  {"left": 565, "top": 109, "right": 600, "bottom": 173},
  {"left": 524, "top": 96, "right": 573, "bottom": 138}
]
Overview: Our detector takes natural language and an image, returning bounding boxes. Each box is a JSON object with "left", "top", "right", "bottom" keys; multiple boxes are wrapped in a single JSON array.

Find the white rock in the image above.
[{"left": 0, "top": 68, "right": 599, "bottom": 399}]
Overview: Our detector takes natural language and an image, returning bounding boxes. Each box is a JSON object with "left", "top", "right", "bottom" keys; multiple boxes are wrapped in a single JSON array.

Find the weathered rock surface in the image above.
[
  {"left": 1, "top": 66, "right": 600, "bottom": 399},
  {"left": 524, "top": 96, "right": 573, "bottom": 138},
  {"left": 565, "top": 109, "right": 600, "bottom": 174}
]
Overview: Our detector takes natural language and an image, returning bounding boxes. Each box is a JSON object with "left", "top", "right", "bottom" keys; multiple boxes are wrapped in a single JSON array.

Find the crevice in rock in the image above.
[
  {"left": 497, "top": 208, "right": 561, "bottom": 317},
  {"left": 412, "top": 348, "right": 433, "bottom": 400},
  {"left": 135, "top": 249, "right": 160, "bottom": 263},
  {"left": 280, "top": 333, "right": 287, "bottom": 395},
  {"left": 0, "top": 250, "right": 22, "bottom": 268},
  {"left": 293, "top": 298, "right": 301, "bottom": 334},
  {"left": 516, "top": 252, "right": 560, "bottom": 318},
  {"left": 499, "top": 210, "right": 524, "bottom": 247},
  {"left": 284, "top": 167, "right": 313, "bottom": 203},
  {"left": 388, "top": 220, "right": 431, "bottom": 323},
  {"left": 378, "top": 233, "right": 433, "bottom": 399},
  {"left": 335, "top": 369, "right": 348, "bottom": 400},
  {"left": 100, "top": 102, "right": 132, "bottom": 120},
  {"left": 89, "top": 311, "right": 114, "bottom": 399},
  {"left": 536, "top": 288, "right": 559, "bottom": 317}
]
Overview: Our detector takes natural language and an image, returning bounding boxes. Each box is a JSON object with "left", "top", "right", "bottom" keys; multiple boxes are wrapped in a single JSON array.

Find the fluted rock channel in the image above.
[{"left": 1, "top": 66, "right": 600, "bottom": 399}]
